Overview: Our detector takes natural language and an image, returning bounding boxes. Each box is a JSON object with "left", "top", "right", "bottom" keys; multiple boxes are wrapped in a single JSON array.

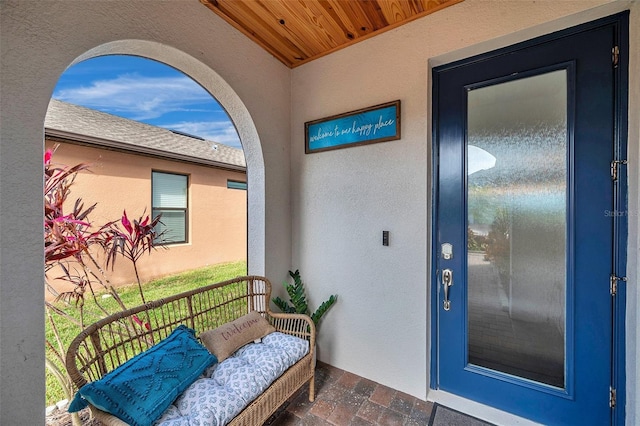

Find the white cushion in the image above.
[{"left": 155, "top": 332, "right": 309, "bottom": 426}]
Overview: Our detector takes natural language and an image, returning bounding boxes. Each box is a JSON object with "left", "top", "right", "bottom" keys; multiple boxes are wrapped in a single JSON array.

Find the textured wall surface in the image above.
[
  {"left": 0, "top": 1, "right": 291, "bottom": 423},
  {"left": 291, "top": 1, "right": 638, "bottom": 423}
]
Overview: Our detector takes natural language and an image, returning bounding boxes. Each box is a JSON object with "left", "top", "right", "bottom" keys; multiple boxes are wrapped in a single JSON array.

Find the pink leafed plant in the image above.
[
  {"left": 44, "top": 146, "right": 162, "bottom": 413},
  {"left": 104, "top": 210, "right": 165, "bottom": 304}
]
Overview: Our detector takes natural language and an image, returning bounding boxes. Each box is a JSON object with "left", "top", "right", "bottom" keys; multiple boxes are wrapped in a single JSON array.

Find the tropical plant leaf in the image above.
[
  {"left": 272, "top": 269, "right": 337, "bottom": 329},
  {"left": 285, "top": 269, "right": 309, "bottom": 315},
  {"left": 311, "top": 294, "right": 337, "bottom": 326},
  {"left": 272, "top": 296, "right": 296, "bottom": 314}
]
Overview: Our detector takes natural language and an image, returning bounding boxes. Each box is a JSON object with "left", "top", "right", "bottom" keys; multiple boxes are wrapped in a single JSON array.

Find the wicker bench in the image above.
[{"left": 65, "top": 275, "right": 316, "bottom": 425}]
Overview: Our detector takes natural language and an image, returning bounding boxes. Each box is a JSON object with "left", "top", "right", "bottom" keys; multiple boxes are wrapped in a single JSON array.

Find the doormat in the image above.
[{"left": 428, "top": 403, "right": 496, "bottom": 426}]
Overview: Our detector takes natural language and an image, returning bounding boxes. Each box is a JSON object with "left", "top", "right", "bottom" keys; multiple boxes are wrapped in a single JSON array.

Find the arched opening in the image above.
[
  {"left": 69, "top": 40, "right": 266, "bottom": 274},
  {"left": 43, "top": 40, "right": 267, "bottom": 413},
  {"left": 47, "top": 55, "right": 249, "bottom": 286},
  {"left": 44, "top": 53, "right": 257, "bottom": 410}
]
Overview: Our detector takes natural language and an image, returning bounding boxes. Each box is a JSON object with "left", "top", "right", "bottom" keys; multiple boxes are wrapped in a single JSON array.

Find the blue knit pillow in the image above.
[{"left": 69, "top": 325, "right": 217, "bottom": 426}]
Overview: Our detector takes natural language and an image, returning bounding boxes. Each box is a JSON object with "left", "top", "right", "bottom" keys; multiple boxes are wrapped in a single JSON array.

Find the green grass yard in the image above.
[{"left": 45, "top": 260, "right": 247, "bottom": 406}]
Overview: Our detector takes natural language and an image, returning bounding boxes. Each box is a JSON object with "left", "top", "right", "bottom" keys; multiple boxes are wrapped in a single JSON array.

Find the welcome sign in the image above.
[{"left": 305, "top": 100, "right": 401, "bottom": 153}]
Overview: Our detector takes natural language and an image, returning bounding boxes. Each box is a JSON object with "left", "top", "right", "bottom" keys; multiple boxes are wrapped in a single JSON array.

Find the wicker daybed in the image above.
[{"left": 65, "top": 275, "right": 316, "bottom": 426}]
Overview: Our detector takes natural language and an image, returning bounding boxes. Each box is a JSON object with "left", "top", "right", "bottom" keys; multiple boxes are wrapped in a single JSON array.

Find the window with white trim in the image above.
[{"left": 152, "top": 171, "right": 188, "bottom": 244}]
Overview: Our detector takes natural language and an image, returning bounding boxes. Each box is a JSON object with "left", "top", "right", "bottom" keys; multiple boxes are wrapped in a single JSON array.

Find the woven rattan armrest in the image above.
[{"left": 267, "top": 311, "right": 316, "bottom": 349}]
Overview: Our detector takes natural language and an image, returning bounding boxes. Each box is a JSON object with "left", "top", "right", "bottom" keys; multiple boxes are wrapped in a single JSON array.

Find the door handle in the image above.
[{"left": 442, "top": 269, "right": 453, "bottom": 311}]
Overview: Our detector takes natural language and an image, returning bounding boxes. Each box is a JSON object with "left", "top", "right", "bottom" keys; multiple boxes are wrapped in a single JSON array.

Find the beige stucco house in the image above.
[
  {"left": 44, "top": 99, "right": 247, "bottom": 295},
  {"left": 1, "top": 1, "right": 639, "bottom": 425}
]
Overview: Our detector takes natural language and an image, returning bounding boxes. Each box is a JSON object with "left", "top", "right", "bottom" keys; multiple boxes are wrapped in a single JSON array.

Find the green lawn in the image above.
[{"left": 45, "top": 260, "right": 247, "bottom": 406}]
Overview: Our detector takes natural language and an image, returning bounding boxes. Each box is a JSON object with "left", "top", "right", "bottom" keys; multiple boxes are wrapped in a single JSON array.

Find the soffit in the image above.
[{"left": 199, "top": 0, "right": 463, "bottom": 68}]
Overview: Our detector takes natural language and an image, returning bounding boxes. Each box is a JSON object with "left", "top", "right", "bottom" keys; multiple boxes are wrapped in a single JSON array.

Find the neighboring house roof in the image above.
[{"left": 45, "top": 99, "right": 246, "bottom": 170}]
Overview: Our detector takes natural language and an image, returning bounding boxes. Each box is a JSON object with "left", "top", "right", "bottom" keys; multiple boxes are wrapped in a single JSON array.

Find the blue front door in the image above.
[{"left": 432, "top": 14, "right": 628, "bottom": 425}]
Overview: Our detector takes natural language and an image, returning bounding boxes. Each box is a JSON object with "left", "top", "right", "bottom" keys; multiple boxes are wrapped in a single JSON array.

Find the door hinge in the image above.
[
  {"left": 611, "top": 159, "right": 627, "bottom": 181},
  {"left": 610, "top": 274, "right": 627, "bottom": 296},
  {"left": 610, "top": 387, "right": 617, "bottom": 408},
  {"left": 612, "top": 45, "right": 620, "bottom": 68}
]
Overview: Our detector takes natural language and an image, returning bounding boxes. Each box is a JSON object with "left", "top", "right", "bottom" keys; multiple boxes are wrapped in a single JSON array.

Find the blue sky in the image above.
[{"left": 53, "top": 55, "right": 242, "bottom": 149}]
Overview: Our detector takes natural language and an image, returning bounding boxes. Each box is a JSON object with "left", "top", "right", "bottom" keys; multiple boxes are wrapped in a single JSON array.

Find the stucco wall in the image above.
[
  {"left": 0, "top": 1, "right": 291, "bottom": 423},
  {"left": 290, "top": 1, "right": 639, "bottom": 423},
  {"left": 45, "top": 141, "right": 247, "bottom": 296},
  {"left": 1, "top": 0, "right": 639, "bottom": 424}
]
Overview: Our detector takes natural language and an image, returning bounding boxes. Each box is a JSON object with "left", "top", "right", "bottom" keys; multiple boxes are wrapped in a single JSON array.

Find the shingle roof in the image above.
[{"left": 45, "top": 99, "right": 245, "bottom": 170}]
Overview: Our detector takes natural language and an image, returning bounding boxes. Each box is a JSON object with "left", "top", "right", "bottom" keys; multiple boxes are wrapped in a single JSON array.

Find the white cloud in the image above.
[
  {"left": 163, "top": 121, "right": 242, "bottom": 149},
  {"left": 53, "top": 72, "right": 242, "bottom": 148},
  {"left": 53, "top": 74, "right": 212, "bottom": 121}
]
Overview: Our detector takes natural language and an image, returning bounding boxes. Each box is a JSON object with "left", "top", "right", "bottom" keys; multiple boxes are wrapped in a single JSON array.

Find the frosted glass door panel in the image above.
[{"left": 466, "top": 70, "right": 567, "bottom": 388}]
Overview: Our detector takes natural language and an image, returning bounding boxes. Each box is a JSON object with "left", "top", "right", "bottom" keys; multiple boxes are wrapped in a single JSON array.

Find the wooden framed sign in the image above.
[{"left": 305, "top": 100, "right": 401, "bottom": 154}]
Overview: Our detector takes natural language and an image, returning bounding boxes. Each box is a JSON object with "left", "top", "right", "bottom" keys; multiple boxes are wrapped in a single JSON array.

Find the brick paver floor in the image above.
[{"left": 266, "top": 362, "right": 433, "bottom": 425}]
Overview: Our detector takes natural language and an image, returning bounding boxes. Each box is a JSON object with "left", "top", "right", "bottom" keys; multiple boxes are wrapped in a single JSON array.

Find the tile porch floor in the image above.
[{"left": 267, "top": 362, "right": 434, "bottom": 426}]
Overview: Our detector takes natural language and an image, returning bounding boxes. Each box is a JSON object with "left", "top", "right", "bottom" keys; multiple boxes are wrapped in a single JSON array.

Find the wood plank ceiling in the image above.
[{"left": 199, "top": 0, "right": 463, "bottom": 68}]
